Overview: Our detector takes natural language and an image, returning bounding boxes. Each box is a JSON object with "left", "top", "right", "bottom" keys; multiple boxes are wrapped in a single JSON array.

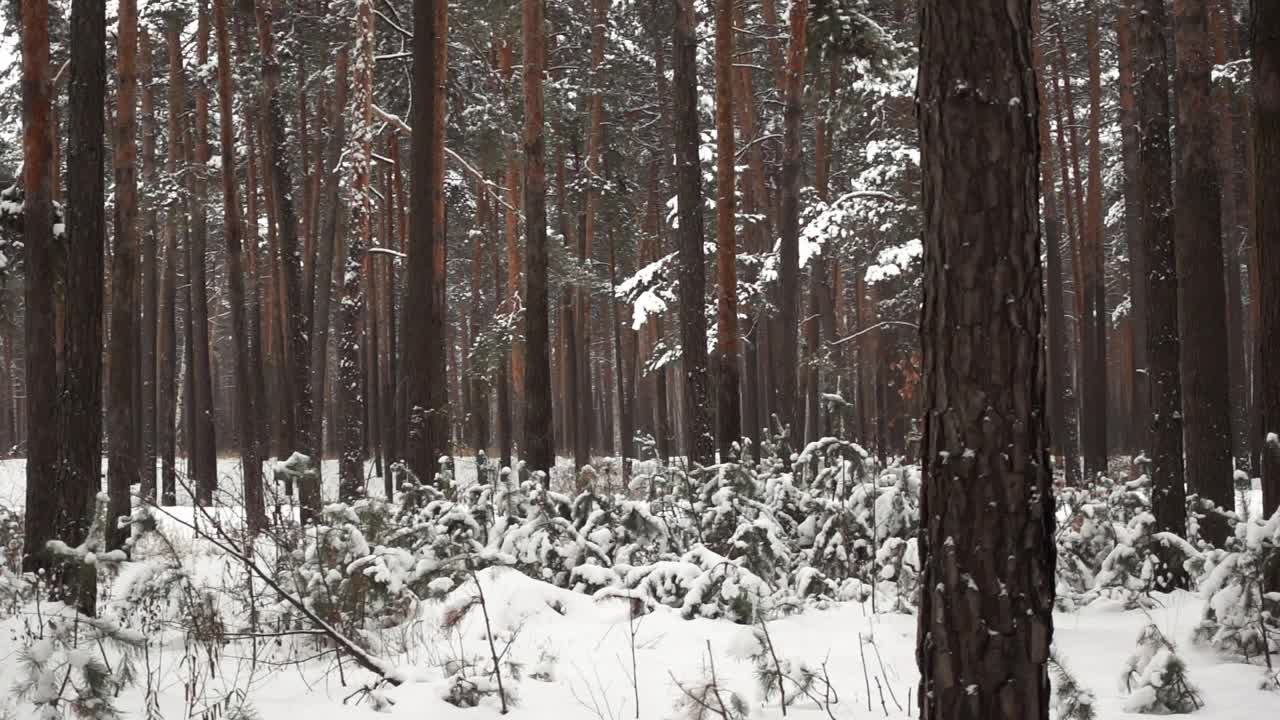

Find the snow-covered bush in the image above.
[
  {"left": 1094, "top": 513, "right": 1199, "bottom": 607},
  {"left": 1121, "top": 624, "right": 1201, "bottom": 713},
  {"left": 1193, "top": 508, "right": 1280, "bottom": 660}
]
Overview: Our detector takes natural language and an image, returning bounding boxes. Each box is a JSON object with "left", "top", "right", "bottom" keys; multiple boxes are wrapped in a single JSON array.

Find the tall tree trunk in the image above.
[
  {"left": 254, "top": 0, "right": 310, "bottom": 464},
  {"left": 523, "top": 0, "right": 554, "bottom": 480},
  {"left": 776, "top": 0, "right": 808, "bottom": 434},
  {"left": 1253, "top": 0, "right": 1280, "bottom": 518},
  {"left": 495, "top": 248, "right": 513, "bottom": 471},
  {"left": 159, "top": 13, "right": 183, "bottom": 507},
  {"left": 213, "top": 0, "right": 266, "bottom": 533},
  {"left": 673, "top": 0, "right": 713, "bottom": 467},
  {"left": 1081, "top": 0, "right": 1108, "bottom": 478},
  {"left": 1211, "top": 0, "right": 1250, "bottom": 472},
  {"left": 139, "top": 26, "right": 159, "bottom": 499},
  {"left": 189, "top": 0, "right": 218, "bottom": 506},
  {"left": 107, "top": 0, "right": 141, "bottom": 550},
  {"left": 49, "top": 0, "right": 105, "bottom": 613},
  {"left": 308, "top": 50, "right": 350, "bottom": 478},
  {"left": 1135, "top": 0, "right": 1188, "bottom": 571},
  {"left": 1118, "top": 2, "right": 1148, "bottom": 454},
  {"left": 1036, "top": 0, "right": 1078, "bottom": 488},
  {"left": 713, "top": 0, "right": 740, "bottom": 455},
  {"left": 916, "top": 3, "right": 1054, "bottom": 717},
  {"left": 1174, "top": 0, "right": 1233, "bottom": 545},
  {"left": 404, "top": 0, "right": 450, "bottom": 486}
]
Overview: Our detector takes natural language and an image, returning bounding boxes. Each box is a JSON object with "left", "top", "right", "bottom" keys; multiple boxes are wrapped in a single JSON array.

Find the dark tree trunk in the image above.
[
  {"left": 557, "top": 144, "right": 581, "bottom": 469},
  {"left": 404, "top": 0, "right": 449, "bottom": 486},
  {"left": 1118, "top": 2, "right": 1148, "bottom": 454},
  {"left": 713, "top": 0, "right": 740, "bottom": 456},
  {"left": 495, "top": 249, "right": 513, "bottom": 471},
  {"left": 523, "top": 0, "right": 554, "bottom": 480},
  {"left": 1135, "top": 0, "right": 1188, "bottom": 574},
  {"left": 916, "top": 2, "right": 1054, "bottom": 718},
  {"left": 776, "top": 0, "right": 807, "bottom": 434},
  {"left": 107, "top": 0, "right": 141, "bottom": 551},
  {"left": 50, "top": 0, "right": 105, "bottom": 613},
  {"left": 254, "top": 0, "right": 310, "bottom": 464},
  {"left": 1173, "top": 0, "right": 1233, "bottom": 546},
  {"left": 189, "top": 0, "right": 218, "bottom": 506},
  {"left": 139, "top": 27, "right": 159, "bottom": 500},
  {"left": 1254, "top": 0, "right": 1280, "bottom": 518},
  {"left": 1081, "top": 0, "right": 1108, "bottom": 479},
  {"left": 308, "top": 49, "right": 349, "bottom": 475},
  {"left": 1035, "top": 2, "right": 1075, "bottom": 486},
  {"left": 159, "top": 13, "right": 183, "bottom": 507},
  {"left": 213, "top": 0, "right": 266, "bottom": 533},
  {"left": 672, "top": 0, "right": 713, "bottom": 467}
]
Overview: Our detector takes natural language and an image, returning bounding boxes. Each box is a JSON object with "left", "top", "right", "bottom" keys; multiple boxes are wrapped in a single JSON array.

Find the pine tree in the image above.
[{"left": 916, "top": 1, "right": 1054, "bottom": 717}]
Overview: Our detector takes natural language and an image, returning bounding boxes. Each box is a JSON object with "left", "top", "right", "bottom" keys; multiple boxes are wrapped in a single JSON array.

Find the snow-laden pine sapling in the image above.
[
  {"left": 670, "top": 640, "right": 749, "bottom": 720},
  {"left": 1048, "top": 648, "right": 1097, "bottom": 720},
  {"left": 1121, "top": 623, "right": 1202, "bottom": 714}
]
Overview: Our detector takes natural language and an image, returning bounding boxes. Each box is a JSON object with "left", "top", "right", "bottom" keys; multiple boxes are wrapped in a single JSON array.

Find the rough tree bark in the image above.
[
  {"left": 776, "top": 0, "right": 808, "bottom": 435},
  {"left": 107, "top": 0, "right": 141, "bottom": 550},
  {"left": 213, "top": 0, "right": 267, "bottom": 533},
  {"left": 1135, "top": 0, "right": 1188, "bottom": 559},
  {"left": 523, "top": 0, "right": 554, "bottom": 480},
  {"left": 672, "top": 0, "right": 713, "bottom": 466},
  {"left": 189, "top": 0, "right": 218, "bottom": 506},
  {"left": 1173, "top": 0, "right": 1233, "bottom": 546},
  {"left": 916, "top": 2, "right": 1055, "bottom": 718},
  {"left": 404, "top": 0, "right": 450, "bottom": 486},
  {"left": 51, "top": 0, "right": 106, "bottom": 613},
  {"left": 713, "top": 0, "right": 740, "bottom": 455},
  {"left": 1254, "top": 0, "right": 1280, "bottom": 517}
]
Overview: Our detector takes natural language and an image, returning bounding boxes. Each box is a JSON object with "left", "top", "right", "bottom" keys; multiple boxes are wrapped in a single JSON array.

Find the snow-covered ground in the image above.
[{"left": 0, "top": 458, "right": 1276, "bottom": 719}]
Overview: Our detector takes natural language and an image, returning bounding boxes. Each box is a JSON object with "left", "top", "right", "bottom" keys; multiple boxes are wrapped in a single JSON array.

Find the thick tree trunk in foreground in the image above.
[
  {"left": 916, "top": 2, "right": 1054, "bottom": 718},
  {"left": 673, "top": 0, "right": 713, "bottom": 467},
  {"left": 523, "top": 0, "right": 554, "bottom": 480},
  {"left": 404, "top": 0, "right": 450, "bottom": 486},
  {"left": 1173, "top": 0, "right": 1233, "bottom": 546},
  {"left": 51, "top": 0, "right": 106, "bottom": 613},
  {"left": 1135, "top": 0, "right": 1188, "bottom": 544},
  {"left": 107, "top": 0, "right": 141, "bottom": 551},
  {"left": 1254, "top": 0, "right": 1280, "bottom": 518}
]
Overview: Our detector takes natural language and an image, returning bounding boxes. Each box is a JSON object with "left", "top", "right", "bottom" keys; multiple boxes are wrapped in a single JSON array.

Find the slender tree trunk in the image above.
[
  {"left": 139, "top": 27, "right": 159, "bottom": 499},
  {"left": 189, "top": 0, "right": 218, "bottom": 506},
  {"left": 1081, "top": 0, "right": 1108, "bottom": 478},
  {"left": 917, "top": 3, "right": 1053, "bottom": 717},
  {"left": 1135, "top": 0, "right": 1188, "bottom": 567},
  {"left": 523, "top": 0, "right": 554, "bottom": 480},
  {"left": 713, "top": 0, "right": 740, "bottom": 456},
  {"left": 776, "top": 0, "right": 808, "bottom": 434},
  {"left": 1211, "top": 0, "right": 1250, "bottom": 472},
  {"left": 404, "top": 0, "right": 450, "bottom": 486},
  {"left": 254, "top": 0, "right": 310, "bottom": 464},
  {"left": 1253, "top": 0, "right": 1280, "bottom": 518},
  {"left": 212, "top": 0, "right": 266, "bottom": 532},
  {"left": 107, "top": 0, "right": 141, "bottom": 550},
  {"left": 1036, "top": 1, "right": 1076, "bottom": 485},
  {"left": 673, "top": 0, "right": 713, "bottom": 467},
  {"left": 1174, "top": 0, "right": 1234, "bottom": 545},
  {"left": 495, "top": 248, "right": 513, "bottom": 471},
  {"left": 1118, "top": 2, "right": 1148, "bottom": 454},
  {"left": 308, "top": 50, "right": 350, "bottom": 480},
  {"left": 159, "top": 13, "right": 183, "bottom": 507}
]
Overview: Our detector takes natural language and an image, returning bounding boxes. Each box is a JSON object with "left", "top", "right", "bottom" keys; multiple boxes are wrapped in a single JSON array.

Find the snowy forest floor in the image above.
[{"left": 0, "top": 458, "right": 1276, "bottom": 719}]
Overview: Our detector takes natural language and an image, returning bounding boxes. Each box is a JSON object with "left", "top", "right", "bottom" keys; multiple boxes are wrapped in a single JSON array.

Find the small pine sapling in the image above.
[{"left": 1121, "top": 624, "right": 1202, "bottom": 713}]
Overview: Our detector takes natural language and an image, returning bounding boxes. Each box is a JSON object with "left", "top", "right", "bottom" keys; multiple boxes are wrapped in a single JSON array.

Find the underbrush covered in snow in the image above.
[{"left": 0, "top": 446, "right": 1275, "bottom": 718}]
